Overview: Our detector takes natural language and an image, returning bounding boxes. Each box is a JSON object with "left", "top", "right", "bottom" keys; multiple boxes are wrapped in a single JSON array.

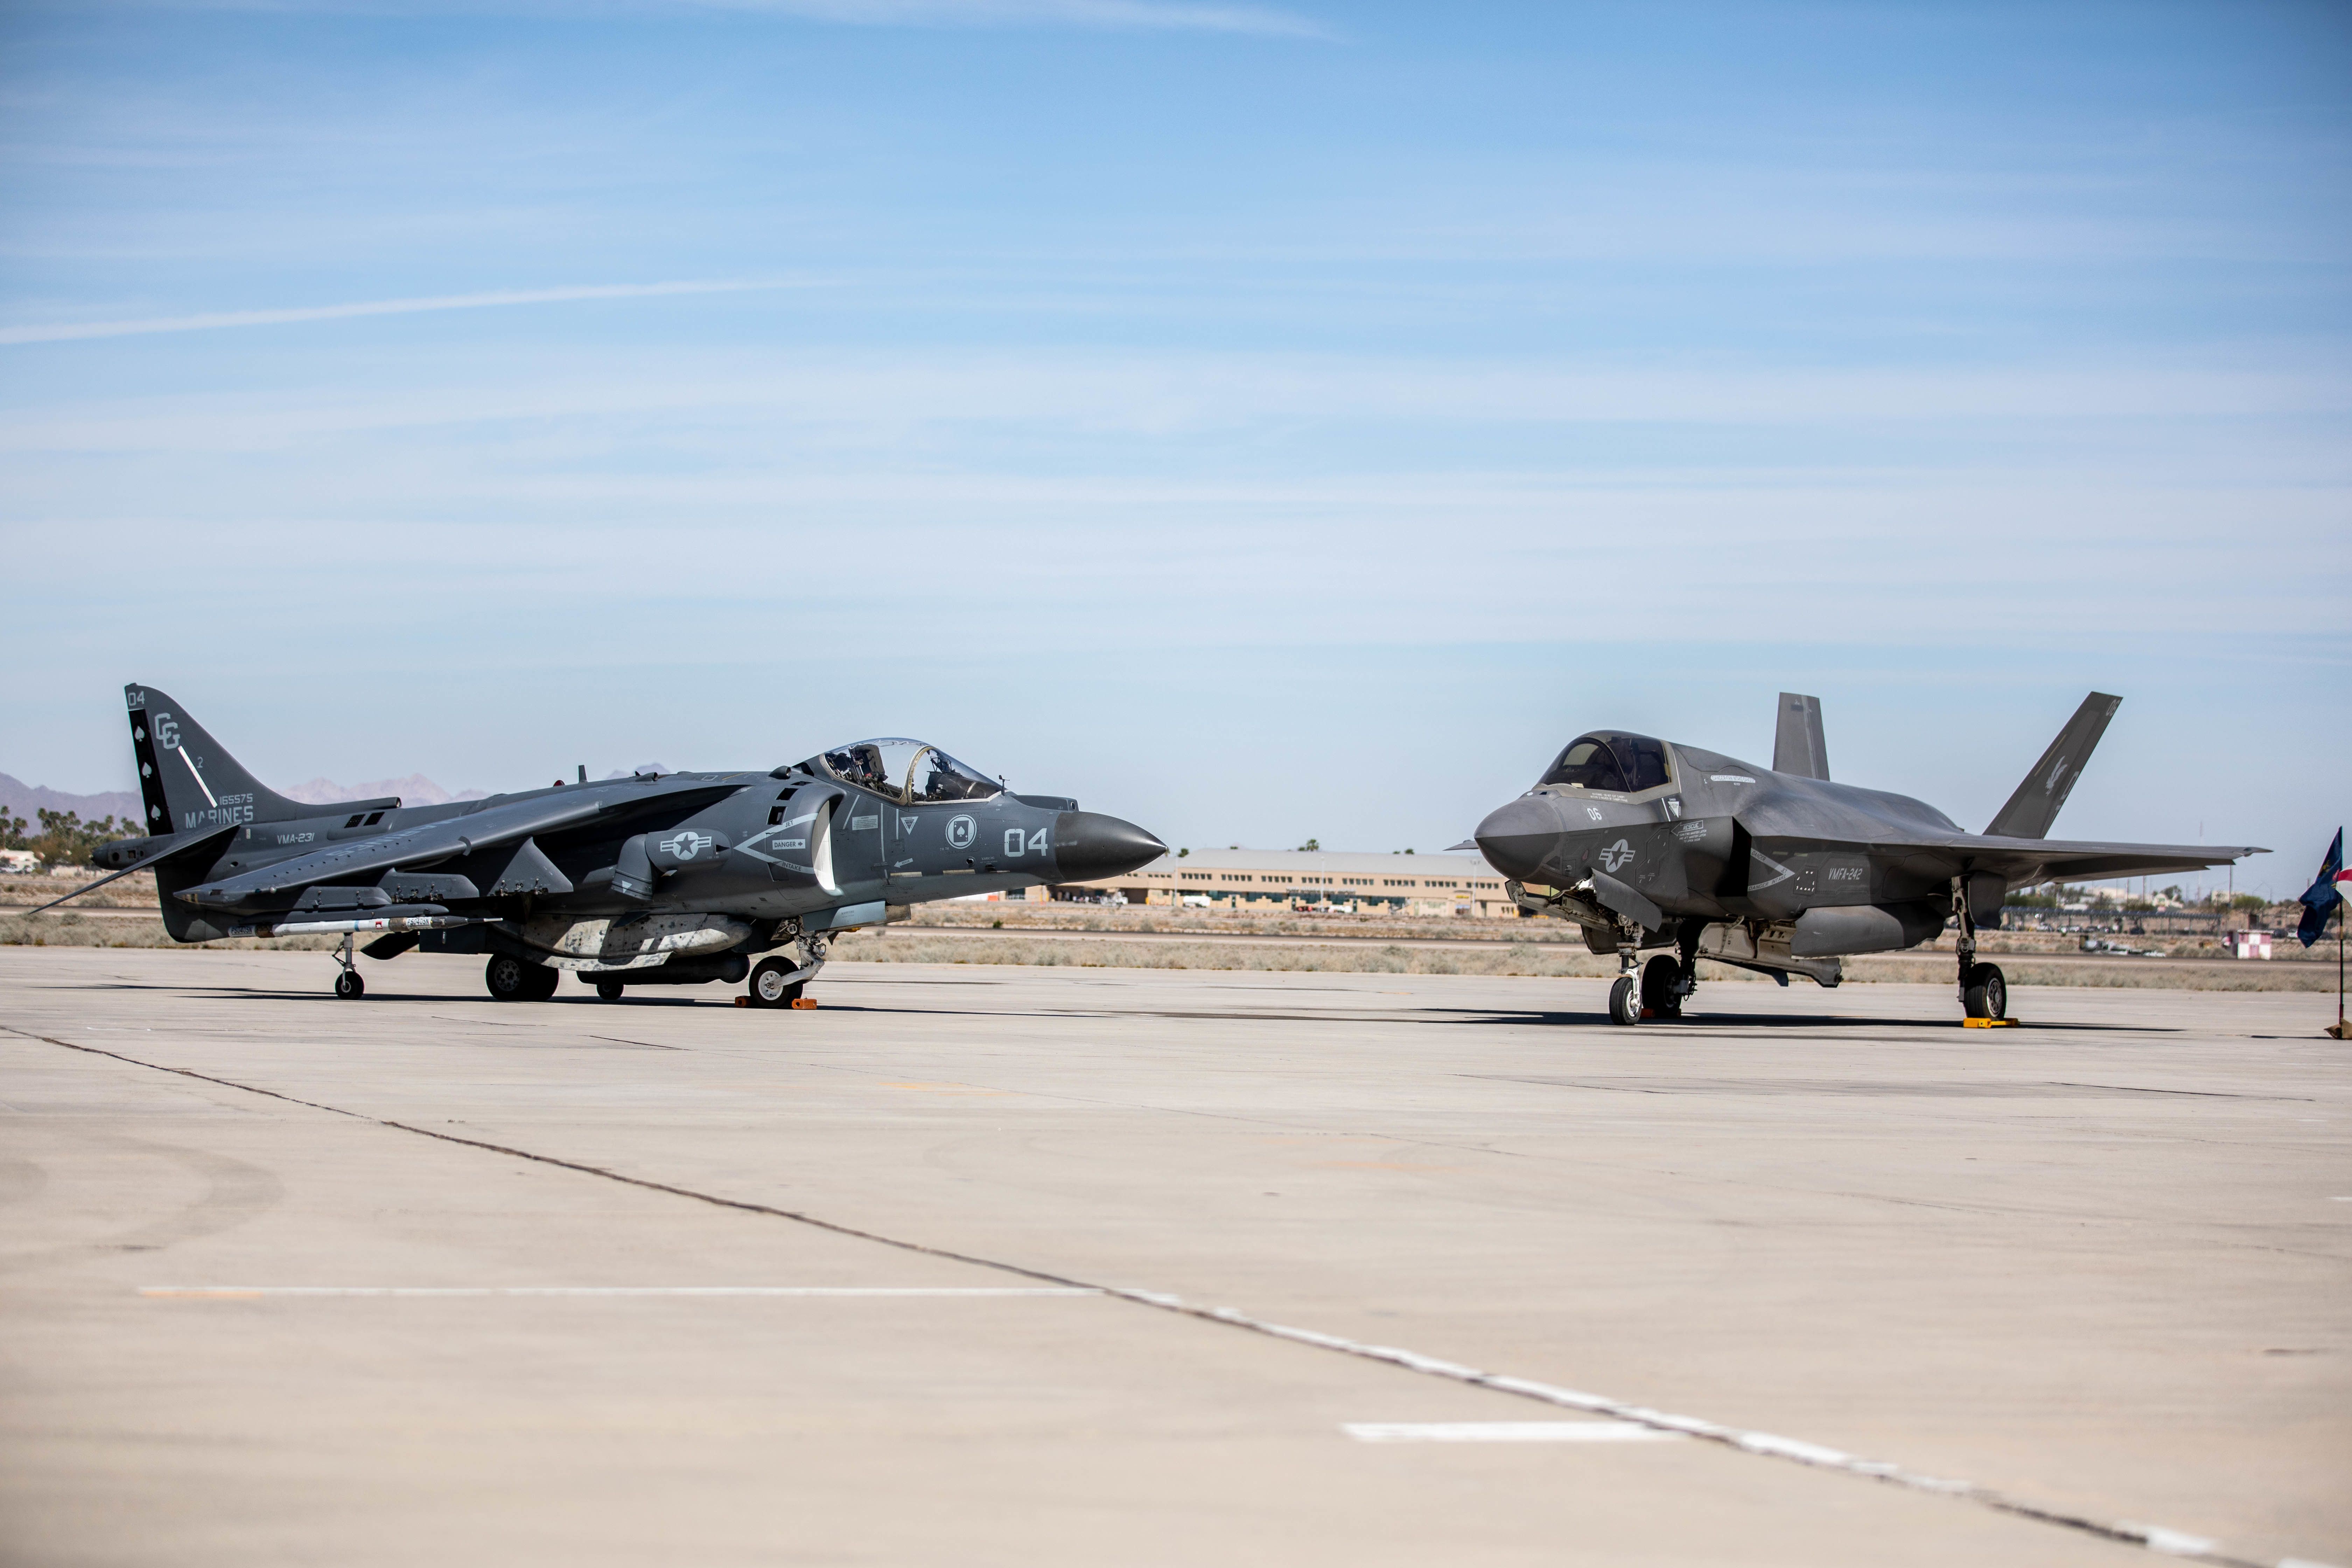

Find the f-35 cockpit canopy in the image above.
[
  {"left": 1539, "top": 732, "right": 1673, "bottom": 793},
  {"left": 803, "top": 738, "right": 1003, "bottom": 804}
]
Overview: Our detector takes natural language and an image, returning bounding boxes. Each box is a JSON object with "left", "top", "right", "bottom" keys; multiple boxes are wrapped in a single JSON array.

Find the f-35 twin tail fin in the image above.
[
  {"left": 1985, "top": 691, "right": 2121, "bottom": 840},
  {"left": 1773, "top": 693, "right": 1829, "bottom": 780}
]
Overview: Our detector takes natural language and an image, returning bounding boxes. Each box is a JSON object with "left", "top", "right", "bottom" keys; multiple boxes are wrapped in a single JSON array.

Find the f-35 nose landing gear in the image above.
[
  {"left": 1606, "top": 922, "right": 1645, "bottom": 1026},
  {"left": 1609, "top": 922, "right": 1696, "bottom": 1027}
]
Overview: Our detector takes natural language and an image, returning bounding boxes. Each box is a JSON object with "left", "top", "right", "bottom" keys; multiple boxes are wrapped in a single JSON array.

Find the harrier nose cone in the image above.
[
  {"left": 1474, "top": 795, "right": 1565, "bottom": 883},
  {"left": 1052, "top": 812, "right": 1167, "bottom": 882}
]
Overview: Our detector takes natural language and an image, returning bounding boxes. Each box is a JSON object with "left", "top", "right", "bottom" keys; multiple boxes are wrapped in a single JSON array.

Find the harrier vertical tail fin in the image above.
[{"left": 124, "top": 684, "right": 309, "bottom": 835}]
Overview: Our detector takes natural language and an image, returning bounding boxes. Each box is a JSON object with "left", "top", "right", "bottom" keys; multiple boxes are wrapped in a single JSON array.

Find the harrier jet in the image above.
[
  {"left": 1470, "top": 692, "right": 2261, "bottom": 1026},
  {"left": 45, "top": 685, "right": 1163, "bottom": 1005}
]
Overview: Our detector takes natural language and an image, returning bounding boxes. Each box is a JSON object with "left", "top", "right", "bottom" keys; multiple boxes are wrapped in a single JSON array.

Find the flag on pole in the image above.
[{"left": 2297, "top": 828, "right": 2344, "bottom": 947}]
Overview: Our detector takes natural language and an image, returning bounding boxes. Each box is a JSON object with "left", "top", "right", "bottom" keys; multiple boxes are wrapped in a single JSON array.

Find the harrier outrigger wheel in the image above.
[
  {"left": 332, "top": 933, "right": 364, "bottom": 999},
  {"left": 747, "top": 957, "right": 804, "bottom": 1009},
  {"left": 594, "top": 979, "right": 625, "bottom": 1002}
]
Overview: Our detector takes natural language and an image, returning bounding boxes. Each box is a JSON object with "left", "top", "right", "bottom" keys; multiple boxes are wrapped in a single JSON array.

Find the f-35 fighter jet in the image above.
[
  {"left": 56, "top": 686, "right": 1164, "bottom": 1005},
  {"left": 1470, "top": 692, "right": 2262, "bottom": 1026}
]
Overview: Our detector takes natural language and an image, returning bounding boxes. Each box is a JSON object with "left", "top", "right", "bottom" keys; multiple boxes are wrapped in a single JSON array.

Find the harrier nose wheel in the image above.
[{"left": 748, "top": 959, "right": 804, "bottom": 1008}]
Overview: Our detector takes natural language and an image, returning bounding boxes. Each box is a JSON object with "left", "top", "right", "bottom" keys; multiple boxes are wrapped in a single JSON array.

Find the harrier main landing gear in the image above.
[
  {"left": 332, "top": 933, "right": 364, "bottom": 999},
  {"left": 485, "top": 953, "right": 559, "bottom": 1002}
]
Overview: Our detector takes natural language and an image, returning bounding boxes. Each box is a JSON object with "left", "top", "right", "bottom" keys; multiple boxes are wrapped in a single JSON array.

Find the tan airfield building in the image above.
[{"left": 1033, "top": 848, "right": 1523, "bottom": 919}]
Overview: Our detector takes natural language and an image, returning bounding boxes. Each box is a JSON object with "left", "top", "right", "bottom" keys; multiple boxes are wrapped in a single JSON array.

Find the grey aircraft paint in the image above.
[
  {"left": 1468, "top": 692, "right": 2264, "bottom": 1025},
  {"left": 66, "top": 686, "right": 1164, "bottom": 1005}
]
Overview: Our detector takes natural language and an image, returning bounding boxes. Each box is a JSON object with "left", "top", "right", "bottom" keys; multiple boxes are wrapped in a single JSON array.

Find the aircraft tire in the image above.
[
  {"left": 747, "top": 958, "right": 804, "bottom": 1009},
  {"left": 1640, "top": 955, "right": 1682, "bottom": 1018},
  {"left": 1962, "top": 963, "right": 2007, "bottom": 1021},
  {"left": 523, "top": 964, "right": 560, "bottom": 1001},
  {"left": 334, "top": 970, "right": 365, "bottom": 1000},
  {"left": 595, "top": 980, "right": 624, "bottom": 1002},
  {"left": 1608, "top": 975, "right": 1642, "bottom": 1026},
  {"left": 485, "top": 954, "right": 533, "bottom": 1002}
]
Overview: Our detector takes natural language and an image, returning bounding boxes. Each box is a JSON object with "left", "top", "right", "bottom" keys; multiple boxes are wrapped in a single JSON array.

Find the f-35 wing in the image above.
[
  {"left": 180, "top": 777, "right": 747, "bottom": 912},
  {"left": 1945, "top": 833, "right": 2265, "bottom": 887},
  {"left": 1784, "top": 829, "right": 2264, "bottom": 889}
]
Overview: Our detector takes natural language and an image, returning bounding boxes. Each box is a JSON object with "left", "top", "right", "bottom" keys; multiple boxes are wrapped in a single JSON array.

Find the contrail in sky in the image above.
[{"left": 0, "top": 279, "right": 816, "bottom": 346}]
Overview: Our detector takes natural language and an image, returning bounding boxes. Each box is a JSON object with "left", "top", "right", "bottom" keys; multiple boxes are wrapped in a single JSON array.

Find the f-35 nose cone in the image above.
[
  {"left": 1052, "top": 811, "right": 1167, "bottom": 882},
  {"left": 1474, "top": 795, "right": 1566, "bottom": 883}
]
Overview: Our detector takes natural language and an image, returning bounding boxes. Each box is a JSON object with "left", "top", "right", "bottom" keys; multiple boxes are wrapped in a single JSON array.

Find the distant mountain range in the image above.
[
  {"left": 0, "top": 774, "right": 142, "bottom": 826},
  {"left": 2, "top": 766, "right": 673, "bottom": 827},
  {"left": 281, "top": 774, "right": 488, "bottom": 807}
]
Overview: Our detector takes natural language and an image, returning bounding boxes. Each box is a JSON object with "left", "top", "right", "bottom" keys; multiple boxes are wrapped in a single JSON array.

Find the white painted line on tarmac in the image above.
[
  {"left": 140, "top": 1286, "right": 1100, "bottom": 1299},
  {"left": 1344, "top": 1421, "right": 1681, "bottom": 1443},
  {"left": 2135, "top": 1525, "right": 2219, "bottom": 1556},
  {"left": 1111, "top": 1287, "right": 2277, "bottom": 1567}
]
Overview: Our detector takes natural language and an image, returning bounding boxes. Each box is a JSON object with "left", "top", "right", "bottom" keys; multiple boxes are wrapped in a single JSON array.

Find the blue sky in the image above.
[{"left": 2, "top": 0, "right": 2346, "bottom": 896}]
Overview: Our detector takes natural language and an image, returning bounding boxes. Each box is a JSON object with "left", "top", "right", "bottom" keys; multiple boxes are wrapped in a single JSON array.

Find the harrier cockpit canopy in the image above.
[
  {"left": 804, "top": 739, "right": 1003, "bottom": 805},
  {"left": 1539, "top": 732, "right": 1672, "bottom": 793}
]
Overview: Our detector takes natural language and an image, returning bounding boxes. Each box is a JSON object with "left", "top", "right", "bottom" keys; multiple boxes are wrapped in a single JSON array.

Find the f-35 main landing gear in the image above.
[
  {"left": 1954, "top": 880, "right": 2009, "bottom": 1022},
  {"left": 1641, "top": 931, "right": 1700, "bottom": 1021},
  {"left": 332, "top": 933, "right": 364, "bottom": 999}
]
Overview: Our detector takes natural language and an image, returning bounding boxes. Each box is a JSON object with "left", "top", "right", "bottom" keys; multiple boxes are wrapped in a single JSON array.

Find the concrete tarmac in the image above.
[{"left": 1, "top": 947, "right": 2344, "bottom": 1568}]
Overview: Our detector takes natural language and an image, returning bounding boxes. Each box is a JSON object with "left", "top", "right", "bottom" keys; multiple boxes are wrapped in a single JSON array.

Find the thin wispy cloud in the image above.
[
  {"left": 698, "top": 0, "right": 1328, "bottom": 36},
  {"left": 99, "top": 0, "right": 1331, "bottom": 37},
  {"left": 0, "top": 279, "right": 816, "bottom": 346}
]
